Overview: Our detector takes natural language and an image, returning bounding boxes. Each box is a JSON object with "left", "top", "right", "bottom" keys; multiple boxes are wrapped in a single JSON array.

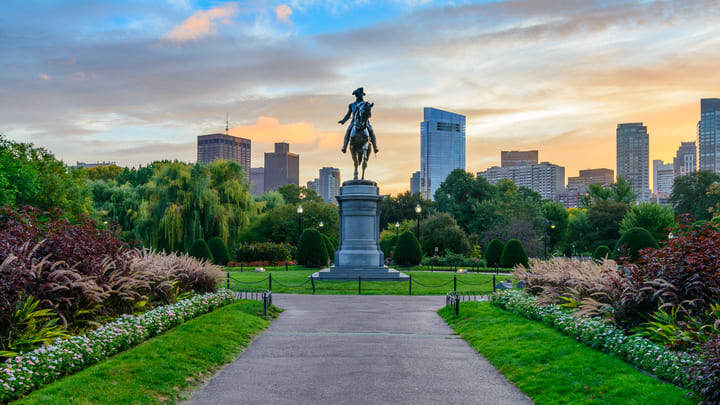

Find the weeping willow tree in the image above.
[{"left": 134, "top": 160, "right": 252, "bottom": 252}]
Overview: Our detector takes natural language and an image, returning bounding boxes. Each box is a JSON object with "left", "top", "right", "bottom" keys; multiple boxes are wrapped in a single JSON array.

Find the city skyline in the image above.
[{"left": 2, "top": 1, "right": 720, "bottom": 194}]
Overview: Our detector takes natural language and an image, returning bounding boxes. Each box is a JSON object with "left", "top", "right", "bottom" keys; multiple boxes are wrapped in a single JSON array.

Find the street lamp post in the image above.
[
  {"left": 319, "top": 221, "right": 324, "bottom": 230},
  {"left": 394, "top": 221, "right": 400, "bottom": 259},
  {"left": 415, "top": 203, "right": 422, "bottom": 238},
  {"left": 544, "top": 222, "right": 556, "bottom": 259},
  {"left": 297, "top": 205, "right": 303, "bottom": 243}
]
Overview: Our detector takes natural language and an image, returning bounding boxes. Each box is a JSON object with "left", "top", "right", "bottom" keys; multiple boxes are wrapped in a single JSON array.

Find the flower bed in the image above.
[
  {"left": 491, "top": 290, "right": 701, "bottom": 388},
  {"left": 0, "top": 290, "right": 236, "bottom": 402}
]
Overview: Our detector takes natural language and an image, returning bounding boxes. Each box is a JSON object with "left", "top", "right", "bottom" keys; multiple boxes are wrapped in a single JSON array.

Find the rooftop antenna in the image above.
[{"left": 225, "top": 112, "right": 229, "bottom": 135}]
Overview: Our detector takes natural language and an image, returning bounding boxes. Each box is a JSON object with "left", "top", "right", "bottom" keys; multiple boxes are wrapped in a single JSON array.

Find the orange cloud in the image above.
[
  {"left": 274, "top": 4, "right": 292, "bottom": 24},
  {"left": 163, "top": 3, "right": 238, "bottom": 43}
]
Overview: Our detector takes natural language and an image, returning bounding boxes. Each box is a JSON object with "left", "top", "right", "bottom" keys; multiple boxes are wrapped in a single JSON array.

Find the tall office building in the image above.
[
  {"left": 478, "top": 162, "right": 565, "bottom": 201},
  {"left": 501, "top": 150, "right": 538, "bottom": 167},
  {"left": 653, "top": 160, "right": 674, "bottom": 199},
  {"left": 197, "top": 133, "right": 251, "bottom": 173},
  {"left": 616, "top": 123, "right": 650, "bottom": 201},
  {"left": 250, "top": 167, "right": 264, "bottom": 196},
  {"left": 264, "top": 142, "right": 299, "bottom": 192},
  {"left": 76, "top": 161, "right": 117, "bottom": 168},
  {"left": 673, "top": 141, "right": 696, "bottom": 178},
  {"left": 410, "top": 171, "right": 421, "bottom": 195},
  {"left": 420, "top": 108, "right": 466, "bottom": 200},
  {"left": 698, "top": 98, "right": 720, "bottom": 173},
  {"left": 318, "top": 167, "right": 341, "bottom": 204}
]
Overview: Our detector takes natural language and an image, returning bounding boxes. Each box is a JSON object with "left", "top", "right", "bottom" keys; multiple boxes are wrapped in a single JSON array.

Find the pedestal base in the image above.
[{"left": 311, "top": 266, "right": 409, "bottom": 280}]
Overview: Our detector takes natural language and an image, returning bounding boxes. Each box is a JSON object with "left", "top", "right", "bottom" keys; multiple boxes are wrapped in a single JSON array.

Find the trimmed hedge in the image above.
[
  {"left": 234, "top": 242, "right": 294, "bottom": 264},
  {"left": 207, "top": 237, "right": 230, "bottom": 265},
  {"left": 500, "top": 239, "right": 528, "bottom": 269},
  {"left": 189, "top": 239, "right": 213, "bottom": 262},
  {"left": 614, "top": 227, "right": 659, "bottom": 262},
  {"left": 485, "top": 239, "right": 504, "bottom": 268},
  {"left": 394, "top": 231, "right": 423, "bottom": 266},
  {"left": 592, "top": 245, "right": 611, "bottom": 262},
  {"left": 297, "top": 229, "right": 328, "bottom": 267}
]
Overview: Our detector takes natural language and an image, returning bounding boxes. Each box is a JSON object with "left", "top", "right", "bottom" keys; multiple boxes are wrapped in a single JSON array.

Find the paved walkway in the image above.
[{"left": 186, "top": 294, "right": 530, "bottom": 405}]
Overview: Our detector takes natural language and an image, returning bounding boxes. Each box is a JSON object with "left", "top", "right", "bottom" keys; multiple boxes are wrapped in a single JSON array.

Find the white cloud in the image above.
[
  {"left": 275, "top": 4, "right": 292, "bottom": 23},
  {"left": 163, "top": 2, "right": 238, "bottom": 43}
]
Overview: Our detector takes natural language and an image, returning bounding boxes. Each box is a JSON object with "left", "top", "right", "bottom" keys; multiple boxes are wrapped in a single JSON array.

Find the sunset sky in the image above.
[{"left": 2, "top": 0, "right": 720, "bottom": 194}]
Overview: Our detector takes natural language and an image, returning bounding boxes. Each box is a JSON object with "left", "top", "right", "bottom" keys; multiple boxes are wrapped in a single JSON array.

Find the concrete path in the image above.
[{"left": 186, "top": 294, "right": 530, "bottom": 405}]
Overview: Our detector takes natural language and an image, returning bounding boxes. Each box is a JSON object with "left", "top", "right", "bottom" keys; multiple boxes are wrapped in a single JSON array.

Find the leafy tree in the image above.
[
  {"left": 82, "top": 164, "right": 123, "bottom": 181},
  {"left": 379, "top": 191, "right": 434, "bottom": 230},
  {"left": 587, "top": 200, "right": 629, "bottom": 249},
  {"left": 297, "top": 229, "right": 328, "bottom": 267},
  {"left": 419, "top": 213, "right": 470, "bottom": 256},
  {"left": 241, "top": 201, "right": 339, "bottom": 245},
  {"left": 434, "top": 170, "right": 495, "bottom": 233},
  {"left": 321, "top": 233, "right": 334, "bottom": 261},
  {"left": 670, "top": 171, "right": 720, "bottom": 221},
  {"left": 484, "top": 239, "right": 504, "bottom": 268},
  {"left": 619, "top": 202, "right": 676, "bottom": 242},
  {"left": 614, "top": 227, "right": 658, "bottom": 262},
  {"left": 581, "top": 176, "right": 636, "bottom": 207},
  {"left": 394, "top": 231, "right": 422, "bottom": 266},
  {"left": 565, "top": 208, "right": 595, "bottom": 255},
  {"left": 208, "top": 237, "right": 230, "bottom": 265},
  {"left": 541, "top": 202, "right": 569, "bottom": 252},
  {"left": 0, "top": 135, "right": 92, "bottom": 218},
  {"left": 134, "top": 160, "right": 252, "bottom": 252},
  {"left": 87, "top": 180, "right": 142, "bottom": 239},
  {"left": 253, "top": 191, "right": 285, "bottom": 214},
  {"left": 277, "top": 184, "right": 323, "bottom": 205},
  {"left": 117, "top": 164, "right": 154, "bottom": 186},
  {"left": 479, "top": 219, "right": 543, "bottom": 258},
  {"left": 189, "top": 239, "right": 214, "bottom": 262},
  {"left": 500, "top": 239, "right": 529, "bottom": 268}
]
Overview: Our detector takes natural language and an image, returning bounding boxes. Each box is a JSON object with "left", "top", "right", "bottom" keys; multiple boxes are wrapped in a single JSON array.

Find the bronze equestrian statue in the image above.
[{"left": 339, "top": 87, "right": 378, "bottom": 180}]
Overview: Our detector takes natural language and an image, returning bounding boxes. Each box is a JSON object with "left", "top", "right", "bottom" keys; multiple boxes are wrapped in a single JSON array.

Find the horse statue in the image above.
[{"left": 348, "top": 101, "right": 374, "bottom": 180}]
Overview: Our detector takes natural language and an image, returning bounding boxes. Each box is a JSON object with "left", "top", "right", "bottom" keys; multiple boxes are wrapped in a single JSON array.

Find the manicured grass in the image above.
[
  {"left": 14, "top": 301, "right": 280, "bottom": 405},
  {"left": 226, "top": 265, "right": 510, "bottom": 273},
  {"left": 439, "top": 302, "right": 695, "bottom": 405},
  {"left": 226, "top": 270, "right": 503, "bottom": 295}
]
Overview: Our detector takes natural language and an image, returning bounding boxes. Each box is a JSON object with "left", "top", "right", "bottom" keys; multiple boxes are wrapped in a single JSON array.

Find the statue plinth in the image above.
[{"left": 311, "top": 180, "right": 408, "bottom": 280}]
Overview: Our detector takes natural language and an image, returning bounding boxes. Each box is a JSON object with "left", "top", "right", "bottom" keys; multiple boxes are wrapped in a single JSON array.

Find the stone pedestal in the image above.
[{"left": 311, "top": 180, "right": 408, "bottom": 280}]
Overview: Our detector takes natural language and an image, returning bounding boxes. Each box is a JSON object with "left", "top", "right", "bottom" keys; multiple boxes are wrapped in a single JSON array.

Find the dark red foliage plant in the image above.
[{"left": 689, "top": 334, "right": 720, "bottom": 404}]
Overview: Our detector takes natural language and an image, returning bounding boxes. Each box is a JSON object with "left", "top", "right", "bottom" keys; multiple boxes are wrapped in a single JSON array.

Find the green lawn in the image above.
[
  {"left": 225, "top": 269, "right": 503, "bottom": 295},
  {"left": 14, "top": 301, "right": 280, "bottom": 405},
  {"left": 227, "top": 265, "right": 510, "bottom": 273},
  {"left": 439, "top": 302, "right": 696, "bottom": 405}
]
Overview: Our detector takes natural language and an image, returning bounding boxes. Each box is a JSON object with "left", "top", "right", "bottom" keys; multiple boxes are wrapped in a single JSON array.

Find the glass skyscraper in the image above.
[
  {"left": 698, "top": 98, "right": 720, "bottom": 173},
  {"left": 616, "top": 123, "right": 650, "bottom": 201},
  {"left": 420, "top": 108, "right": 466, "bottom": 200}
]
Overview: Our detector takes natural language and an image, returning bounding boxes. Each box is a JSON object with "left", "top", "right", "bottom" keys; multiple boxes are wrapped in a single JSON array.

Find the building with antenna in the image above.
[{"left": 196, "top": 115, "right": 251, "bottom": 173}]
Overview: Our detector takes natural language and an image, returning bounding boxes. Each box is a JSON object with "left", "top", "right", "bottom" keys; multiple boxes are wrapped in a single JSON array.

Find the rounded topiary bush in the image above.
[
  {"left": 485, "top": 239, "right": 504, "bottom": 268},
  {"left": 189, "top": 239, "right": 214, "bottom": 262},
  {"left": 614, "top": 227, "right": 659, "bottom": 262},
  {"left": 592, "top": 245, "right": 611, "bottom": 262},
  {"left": 499, "top": 239, "right": 528, "bottom": 269},
  {"left": 297, "top": 229, "right": 329, "bottom": 267},
  {"left": 207, "top": 237, "right": 230, "bottom": 265},
  {"left": 394, "top": 231, "right": 423, "bottom": 266},
  {"left": 321, "top": 234, "right": 335, "bottom": 261}
]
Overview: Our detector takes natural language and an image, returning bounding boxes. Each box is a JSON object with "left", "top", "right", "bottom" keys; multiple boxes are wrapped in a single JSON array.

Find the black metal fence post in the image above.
[
  {"left": 493, "top": 274, "right": 496, "bottom": 292},
  {"left": 310, "top": 276, "right": 316, "bottom": 294},
  {"left": 269, "top": 273, "right": 272, "bottom": 291},
  {"left": 453, "top": 275, "right": 457, "bottom": 293},
  {"left": 408, "top": 275, "right": 412, "bottom": 295},
  {"left": 226, "top": 272, "right": 230, "bottom": 289},
  {"left": 358, "top": 276, "right": 361, "bottom": 295},
  {"left": 263, "top": 292, "right": 268, "bottom": 317},
  {"left": 455, "top": 295, "right": 459, "bottom": 315}
]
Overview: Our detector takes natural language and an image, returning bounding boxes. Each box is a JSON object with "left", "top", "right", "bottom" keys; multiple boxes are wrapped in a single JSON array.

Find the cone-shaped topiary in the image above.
[
  {"left": 189, "top": 239, "right": 214, "bottom": 263},
  {"left": 485, "top": 239, "right": 504, "bottom": 268},
  {"left": 592, "top": 245, "right": 611, "bottom": 262},
  {"left": 500, "top": 239, "right": 528, "bottom": 269},
  {"left": 614, "top": 227, "right": 659, "bottom": 262},
  {"left": 394, "top": 231, "right": 423, "bottom": 266},
  {"left": 297, "top": 229, "right": 329, "bottom": 267},
  {"left": 207, "top": 237, "right": 230, "bottom": 265},
  {"left": 321, "top": 233, "right": 334, "bottom": 261}
]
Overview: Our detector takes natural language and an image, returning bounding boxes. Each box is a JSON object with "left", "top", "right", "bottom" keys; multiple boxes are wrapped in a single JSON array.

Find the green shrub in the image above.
[
  {"left": 234, "top": 242, "right": 293, "bottom": 263},
  {"left": 380, "top": 234, "right": 399, "bottom": 258},
  {"left": 207, "top": 237, "right": 230, "bottom": 265},
  {"left": 592, "top": 245, "right": 611, "bottom": 262},
  {"left": 394, "top": 231, "right": 422, "bottom": 266},
  {"left": 321, "top": 234, "right": 334, "bottom": 261},
  {"left": 188, "top": 239, "right": 213, "bottom": 262},
  {"left": 297, "top": 229, "right": 328, "bottom": 267},
  {"left": 500, "top": 239, "right": 528, "bottom": 269},
  {"left": 613, "top": 227, "right": 659, "bottom": 262},
  {"left": 485, "top": 239, "right": 504, "bottom": 268}
]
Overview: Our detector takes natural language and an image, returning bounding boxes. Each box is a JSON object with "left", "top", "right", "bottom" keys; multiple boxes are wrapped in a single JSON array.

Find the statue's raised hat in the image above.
[{"left": 352, "top": 87, "right": 365, "bottom": 96}]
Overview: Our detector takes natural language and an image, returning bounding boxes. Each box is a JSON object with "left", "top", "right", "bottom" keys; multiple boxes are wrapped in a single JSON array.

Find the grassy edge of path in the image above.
[
  {"left": 14, "top": 301, "right": 281, "bottom": 405},
  {"left": 439, "top": 301, "right": 695, "bottom": 405}
]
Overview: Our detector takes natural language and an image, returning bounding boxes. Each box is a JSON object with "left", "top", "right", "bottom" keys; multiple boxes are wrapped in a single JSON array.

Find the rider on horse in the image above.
[{"left": 339, "top": 87, "right": 379, "bottom": 154}]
